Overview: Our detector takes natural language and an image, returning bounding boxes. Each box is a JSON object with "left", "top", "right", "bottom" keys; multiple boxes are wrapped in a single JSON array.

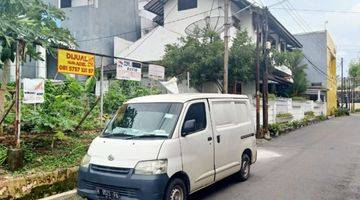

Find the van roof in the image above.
[{"left": 126, "top": 93, "right": 249, "bottom": 104}]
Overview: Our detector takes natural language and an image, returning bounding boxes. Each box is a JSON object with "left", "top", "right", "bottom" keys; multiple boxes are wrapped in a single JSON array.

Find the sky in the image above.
[{"left": 251, "top": 0, "right": 360, "bottom": 77}]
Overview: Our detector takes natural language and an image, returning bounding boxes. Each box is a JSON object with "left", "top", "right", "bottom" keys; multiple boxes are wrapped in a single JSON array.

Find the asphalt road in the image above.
[{"left": 190, "top": 114, "right": 360, "bottom": 200}]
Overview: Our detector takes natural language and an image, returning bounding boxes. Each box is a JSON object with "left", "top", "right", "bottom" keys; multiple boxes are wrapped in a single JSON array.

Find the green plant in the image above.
[
  {"left": 276, "top": 113, "right": 293, "bottom": 118},
  {"left": 161, "top": 27, "right": 224, "bottom": 91},
  {"left": 229, "top": 29, "right": 256, "bottom": 86},
  {"left": 272, "top": 50, "right": 308, "bottom": 97},
  {"left": 305, "top": 111, "right": 315, "bottom": 118},
  {"left": 315, "top": 115, "right": 327, "bottom": 121},
  {"left": 269, "top": 122, "right": 286, "bottom": 135},
  {"left": 335, "top": 108, "right": 350, "bottom": 117},
  {"left": 354, "top": 108, "right": 360, "bottom": 113},
  {"left": 292, "top": 96, "right": 307, "bottom": 102},
  {"left": 268, "top": 93, "right": 277, "bottom": 100},
  {"left": 0, "top": 144, "right": 7, "bottom": 165},
  {"left": 103, "top": 80, "right": 159, "bottom": 114},
  {"left": 0, "top": 0, "right": 75, "bottom": 135}
]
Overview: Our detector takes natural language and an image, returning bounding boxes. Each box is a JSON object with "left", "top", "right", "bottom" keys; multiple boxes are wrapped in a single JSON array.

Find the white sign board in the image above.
[
  {"left": 148, "top": 64, "right": 165, "bottom": 80},
  {"left": 23, "top": 79, "right": 45, "bottom": 104},
  {"left": 95, "top": 80, "right": 109, "bottom": 97},
  {"left": 115, "top": 59, "right": 141, "bottom": 81}
]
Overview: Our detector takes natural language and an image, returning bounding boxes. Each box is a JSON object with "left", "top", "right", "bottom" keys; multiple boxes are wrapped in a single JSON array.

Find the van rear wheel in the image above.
[
  {"left": 164, "top": 178, "right": 188, "bottom": 200},
  {"left": 237, "top": 154, "right": 251, "bottom": 182}
]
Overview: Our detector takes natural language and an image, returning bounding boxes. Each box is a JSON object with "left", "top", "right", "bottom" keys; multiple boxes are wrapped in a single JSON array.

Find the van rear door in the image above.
[{"left": 208, "top": 99, "right": 241, "bottom": 181}]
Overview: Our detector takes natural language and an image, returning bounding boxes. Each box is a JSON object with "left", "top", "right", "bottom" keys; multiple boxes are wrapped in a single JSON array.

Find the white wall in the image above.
[
  {"left": 250, "top": 97, "right": 328, "bottom": 126},
  {"left": 163, "top": 0, "right": 256, "bottom": 42},
  {"left": 138, "top": 0, "right": 157, "bottom": 37},
  {"left": 164, "top": 0, "right": 224, "bottom": 35}
]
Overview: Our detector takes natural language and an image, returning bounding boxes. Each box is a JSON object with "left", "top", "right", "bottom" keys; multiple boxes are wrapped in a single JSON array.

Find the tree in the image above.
[
  {"left": 0, "top": 0, "right": 75, "bottom": 134},
  {"left": 349, "top": 59, "right": 360, "bottom": 84},
  {"left": 229, "top": 29, "right": 256, "bottom": 89},
  {"left": 273, "top": 50, "right": 308, "bottom": 97},
  {"left": 161, "top": 28, "right": 224, "bottom": 91}
]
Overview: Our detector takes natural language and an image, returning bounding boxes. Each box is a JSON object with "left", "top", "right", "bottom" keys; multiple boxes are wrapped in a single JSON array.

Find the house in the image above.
[
  {"left": 2, "top": 0, "right": 141, "bottom": 81},
  {"left": 295, "top": 31, "right": 337, "bottom": 115},
  {"left": 116, "top": 0, "right": 302, "bottom": 94}
]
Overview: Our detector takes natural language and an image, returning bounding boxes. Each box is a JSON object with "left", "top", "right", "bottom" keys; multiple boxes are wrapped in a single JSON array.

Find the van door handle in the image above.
[
  {"left": 216, "top": 135, "right": 221, "bottom": 143},
  {"left": 207, "top": 137, "right": 213, "bottom": 141}
]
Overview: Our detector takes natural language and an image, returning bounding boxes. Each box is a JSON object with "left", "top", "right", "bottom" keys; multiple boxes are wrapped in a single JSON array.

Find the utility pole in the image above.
[
  {"left": 347, "top": 77, "right": 350, "bottom": 109},
  {"left": 341, "top": 57, "right": 344, "bottom": 108},
  {"left": 351, "top": 77, "right": 355, "bottom": 111},
  {"left": 255, "top": 13, "right": 261, "bottom": 138},
  {"left": 262, "top": 7, "right": 270, "bottom": 139},
  {"left": 223, "top": 0, "right": 230, "bottom": 94},
  {"left": 100, "top": 57, "right": 104, "bottom": 126}
]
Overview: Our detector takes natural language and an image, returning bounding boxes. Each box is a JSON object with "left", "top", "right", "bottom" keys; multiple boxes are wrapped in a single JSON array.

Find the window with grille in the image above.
[{"left": 178, "top": 0, "right": 197, "bottom": 11}]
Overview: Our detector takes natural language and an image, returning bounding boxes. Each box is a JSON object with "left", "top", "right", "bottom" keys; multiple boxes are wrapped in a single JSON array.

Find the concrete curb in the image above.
[{"left": 39, "top": 189, "right": 78, "bottom": 200}]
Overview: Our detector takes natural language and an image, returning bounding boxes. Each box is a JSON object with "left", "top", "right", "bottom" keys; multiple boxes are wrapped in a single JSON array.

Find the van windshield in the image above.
[{"left": 102, "top": 103, "right": 183, "bottom": 139}]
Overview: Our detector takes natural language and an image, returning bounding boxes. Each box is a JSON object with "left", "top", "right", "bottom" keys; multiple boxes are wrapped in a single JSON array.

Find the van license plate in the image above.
[{"left": 96, "top": 188, "right": 121, "bottom": 199}]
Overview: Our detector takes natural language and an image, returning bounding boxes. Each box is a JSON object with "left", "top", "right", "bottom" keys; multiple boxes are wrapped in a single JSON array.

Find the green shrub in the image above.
[
  {"left": 3, "top": 77, "right": 159, "bottom": 134},
  {"left": 103, "top": 80, "right": 159, "bottom": 114},
  {"left": 0, "top": 144, "right": 7, "bottom": 165},
  {"left": 335, "top": 108, "right": 350, "bottom": 117},
  {"left": 354, "top": 108, "right": 360, "bottom": 113},
  {"left": 315, "top": 115, "right": 327, "bottom": 121},
  {"left": 276, "top": 113, "right": 293, "bottom": 118},
  {"left": 304, "top": 111, "right": 315, "bottom": 118},
  {"left": 292, "top": 96, "right": 307, "bottom": 102},
  {"left": 269, "top": 123, "right": 286, "bottom": 135}
]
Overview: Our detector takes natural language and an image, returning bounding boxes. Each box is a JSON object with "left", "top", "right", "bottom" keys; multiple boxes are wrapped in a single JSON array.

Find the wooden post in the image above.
[
  {"left": 75, "top": 97, "right": 100, "bottom": 132},
  {"left": 223, "top": 0, "right": 230, "bottom": 94},
  {"left": 15, "top": 40, "right": 25, "bottom": 149}
]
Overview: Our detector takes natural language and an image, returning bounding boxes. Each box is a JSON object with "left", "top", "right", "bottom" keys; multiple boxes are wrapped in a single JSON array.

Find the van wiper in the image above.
[
  {"left": 102, "top": 133, "right": 134, "bottom": 138},
  {"left": 127, "top": 134, "right": 168, "bottom": 139}
]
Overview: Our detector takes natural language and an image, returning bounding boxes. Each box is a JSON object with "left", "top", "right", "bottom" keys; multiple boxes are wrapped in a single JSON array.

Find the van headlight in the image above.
[
  {"left": 134, "top": 160, "right": 167, "bottom": 175},
  {"left": 81, "top": 154, "right": 91, "bottom": 168}
]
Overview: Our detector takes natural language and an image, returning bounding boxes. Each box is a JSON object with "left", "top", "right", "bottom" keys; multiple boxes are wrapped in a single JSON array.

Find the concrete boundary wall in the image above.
[{"left": 250, "top": 98, "right": 327, "bottom": 125}]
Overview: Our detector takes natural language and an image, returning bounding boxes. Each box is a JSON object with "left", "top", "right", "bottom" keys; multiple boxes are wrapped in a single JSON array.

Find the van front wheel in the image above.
[
  {"left": 164, "top": 178, "right": 188, "bottom": 200},
  {"left": 237, "top": 154, "right": 251, "bottom": 182}
]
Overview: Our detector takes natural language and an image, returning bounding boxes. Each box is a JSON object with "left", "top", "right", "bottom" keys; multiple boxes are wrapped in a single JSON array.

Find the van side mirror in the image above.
[{"left": 182, "top": 119, "right": 196, "bottom": 136}]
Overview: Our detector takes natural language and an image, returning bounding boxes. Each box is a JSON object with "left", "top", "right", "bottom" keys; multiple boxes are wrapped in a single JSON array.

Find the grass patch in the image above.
[{"left": 1, "top": 132, "right": 98, "bottom": 176}]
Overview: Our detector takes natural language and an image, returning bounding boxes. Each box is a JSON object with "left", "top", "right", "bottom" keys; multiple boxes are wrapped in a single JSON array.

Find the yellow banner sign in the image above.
[{"left": 57, "top": 49, "right": 95, "bottom": 76}]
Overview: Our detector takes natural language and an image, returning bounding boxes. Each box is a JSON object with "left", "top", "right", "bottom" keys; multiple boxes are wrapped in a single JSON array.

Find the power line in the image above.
[
  {"left": 76, "top": 7, "right": 221, "bottom": 43},
  {"left": 270, "top": 7, "right": 360, "bottom": 14},
  {"left": 268, "top": 0, "right": 288, "bottom": 8},
  {"left": 124, "top": 1, "right": 180, "bottom": 57},
  {"left": 276, "top": 1, "right": 337, "bottom": 86}
]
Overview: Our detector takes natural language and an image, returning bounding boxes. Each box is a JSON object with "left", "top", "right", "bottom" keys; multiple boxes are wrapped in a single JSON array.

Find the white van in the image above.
[{"left": 77, "top": 93, "right": 257, "bottom": 200}]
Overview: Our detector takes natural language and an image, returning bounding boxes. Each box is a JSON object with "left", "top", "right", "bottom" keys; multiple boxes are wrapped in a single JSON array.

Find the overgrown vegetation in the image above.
[
  {"left": 0, "top": 0, "right": 75, "bottom": 135},
  {"left": 0, "top": 144, "right": 7, "bottom": 165},
  {"left": 334, "top": 108, "right": 350, "bottom": 117},
  {"left": 13, "top": 134, "right": 95, "bottom": 175},
  {"left": 1, "top": 77, "right": 158, "bottom": 174},
  {"left": 349, "top": 59, "right": 360, "bottom": 84},
  {"left": 269, "top": 114, "right": 327, "bottom": 136}
]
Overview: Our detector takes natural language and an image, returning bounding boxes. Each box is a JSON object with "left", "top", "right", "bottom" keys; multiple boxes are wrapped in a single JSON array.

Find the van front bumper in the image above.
[{"left": 77, "top": 166, "right": 169, "bottom": 200}]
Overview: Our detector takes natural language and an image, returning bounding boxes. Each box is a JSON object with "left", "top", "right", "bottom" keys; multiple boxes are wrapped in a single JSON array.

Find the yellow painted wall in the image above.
[{"left": 326, "top": 33, "right": 337, "bottom": 115}]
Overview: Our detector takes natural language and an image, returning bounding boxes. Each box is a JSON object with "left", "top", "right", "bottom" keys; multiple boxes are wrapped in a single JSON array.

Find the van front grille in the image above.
[
  {"left": 90, "top": 164, "right": 131, "bottom": 175},
  {"left": 83, "top": 180, "right": 138, "bottom": 198}
]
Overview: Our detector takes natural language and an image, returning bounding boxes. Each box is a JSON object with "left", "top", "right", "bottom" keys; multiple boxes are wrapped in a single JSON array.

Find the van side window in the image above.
[
  {"left": 182, "top": 102, "right": 207, "bottom": 134},
  {"left": 212, "top": 101, "right": 236, "bottom": 126},
  {"left": 235, "top": 101, "right": 249, "bottom": 123}
]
